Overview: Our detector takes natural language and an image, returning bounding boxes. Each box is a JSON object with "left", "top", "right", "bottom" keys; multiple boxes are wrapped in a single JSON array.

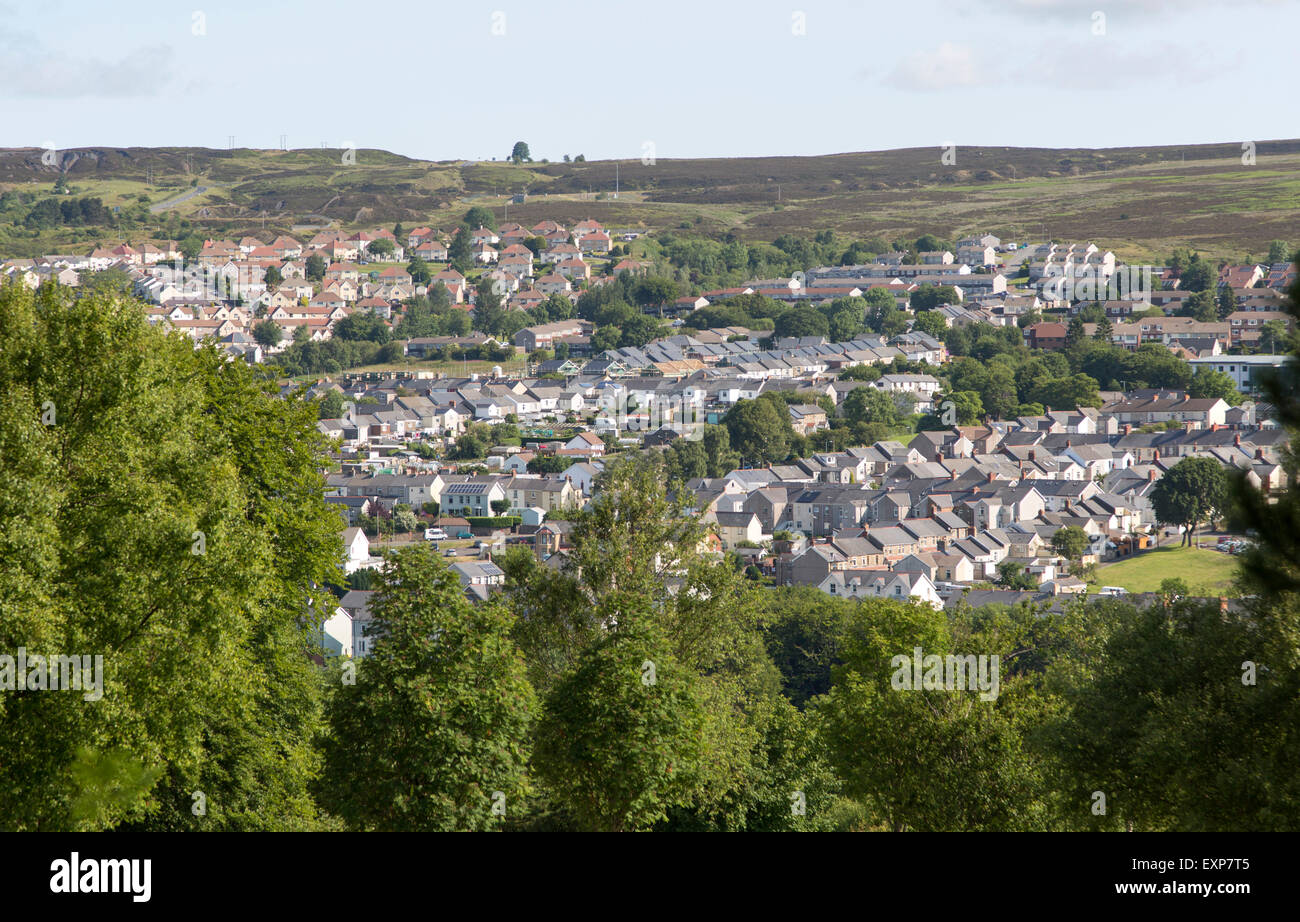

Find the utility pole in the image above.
[{"left": 614, "top": 162, "right": 619, "bottom": 199}]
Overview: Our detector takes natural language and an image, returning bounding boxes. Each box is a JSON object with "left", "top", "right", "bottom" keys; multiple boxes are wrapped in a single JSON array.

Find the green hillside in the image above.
[{"left": 2, "top": 140, "right": 1298, "bottom": 261}]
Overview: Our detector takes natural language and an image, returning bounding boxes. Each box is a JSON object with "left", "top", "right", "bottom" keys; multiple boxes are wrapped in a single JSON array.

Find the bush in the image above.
[{"left": 466, "top": 516, "right": 521, "bottom": 529}]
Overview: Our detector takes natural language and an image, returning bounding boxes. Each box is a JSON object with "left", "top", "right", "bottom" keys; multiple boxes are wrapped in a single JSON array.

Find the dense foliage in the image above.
[{"left": 2, "top": 280, "right": 1295, "bottom": 831}]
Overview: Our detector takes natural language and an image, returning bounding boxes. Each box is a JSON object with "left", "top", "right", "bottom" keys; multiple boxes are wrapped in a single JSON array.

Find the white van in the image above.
[
  {"left": 1097, "top": 586, "right": 1129, "bottom": 597},
  {"left": 425, "top": 527, "right": 447, "bottom": 541}
]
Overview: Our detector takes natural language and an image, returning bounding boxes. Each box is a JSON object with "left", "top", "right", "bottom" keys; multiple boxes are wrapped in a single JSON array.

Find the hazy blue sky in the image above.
[{"left": 3, "top": 0, "right": 1297, "bottom": 161}]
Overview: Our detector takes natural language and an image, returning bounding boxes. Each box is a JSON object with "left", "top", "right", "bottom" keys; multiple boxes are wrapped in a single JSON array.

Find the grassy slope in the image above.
[{"left": 3, "top": 140, "right": 1299, "bottom": 260}]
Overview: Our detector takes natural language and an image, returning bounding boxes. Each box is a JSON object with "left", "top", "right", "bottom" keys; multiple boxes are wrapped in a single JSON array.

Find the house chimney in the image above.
[
  {"left": 1028, "top": 449, "right": 1036, "bottom": 462},
  {"left": 950, "top": 468, "right": 959, "bottom": 481},
  {"left": 987, "top": 471, "right": 996, "bottom": 483},
  {"left": 1123, "top": 424, "right": 1132, "bottom": 435},
  {"left": 1147, "top": 468, "right": 1157, "bottom": 482},
  {"left": 1066, "top": 439, "right": 1072, "bottom": 449},
  {"left": 1234, "top": 433, "right": 1241, "bottom": 447},
  {"left": 1153, "top": 449, "right": 1160, "bottom": 461},
  {"left": 1256, "top": 448, "right": 1265, "bottom": 460}
]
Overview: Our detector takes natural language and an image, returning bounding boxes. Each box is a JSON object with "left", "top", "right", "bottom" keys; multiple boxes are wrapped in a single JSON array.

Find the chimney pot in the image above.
[
  {"left": 1148, "top": 468, "right": 1157, "bottom": 482},
  {"left": 1234, "top": 434, "right": 1241, "bottom": 447}
]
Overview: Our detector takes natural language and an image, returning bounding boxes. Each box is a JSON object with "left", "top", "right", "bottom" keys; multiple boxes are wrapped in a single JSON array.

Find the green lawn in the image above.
[
  {"left": 290, "top": 356, "right": 528, "bottom": 384},
  {"left": 1093, "top": 545, "right": 1241, "bottom": 596}
]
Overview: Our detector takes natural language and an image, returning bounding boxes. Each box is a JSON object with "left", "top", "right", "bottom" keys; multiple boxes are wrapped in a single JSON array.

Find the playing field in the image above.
[{"left": 1093, "top": 545, "right": 1241, "bottom": 596}]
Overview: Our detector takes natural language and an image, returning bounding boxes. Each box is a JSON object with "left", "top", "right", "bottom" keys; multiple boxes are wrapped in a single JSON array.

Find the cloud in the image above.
[
  {"left": 0, "top": 28, "right": 175, "bottom": 98},
  {"left": 992, "top": 0, "right": 1287, "bottom": 11},
  {"left": 885, "top": 42, "right": 989, "bottom": 91},
  {"left": 884, "top": 37, "right": 1234, "bottom": 92}
]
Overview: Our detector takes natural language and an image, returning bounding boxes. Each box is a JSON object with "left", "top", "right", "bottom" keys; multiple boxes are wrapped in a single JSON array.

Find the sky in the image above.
[{"left": 3, "top": 0, "right": 1298, "bottom": 162}]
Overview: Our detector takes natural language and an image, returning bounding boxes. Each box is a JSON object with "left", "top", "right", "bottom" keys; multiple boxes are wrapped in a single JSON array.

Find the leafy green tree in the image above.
[
  {"left": 909, "top": 285, "right": 959, "bottom": 311},
  {"left": 450, "top": 430, "right": 488, "bottom": 460},
  {"left": 79, "top": 268, "right": 133, "bottom": 297},
  {"left": 502, "top": 456, "right": 798, "bottom": 830},
  {"left": 406, "top": 255, "right": 432, "bottom": 286},
  {"left": 317, "top": 389, "right": 346, "bottom": 419},
  {"left": 1178, "top": 254, "right": 1215, "bottom": 292},
  {"left": 826, "top": 303, "right": 865, "bottom": 342},
  {"left": 864, "top": 294, "right": 909, "bottom": 337},
  {"left": 1266, "top": 240, "right": 1291, "bottom": 263},
  {"left": 724, "top": 397, "right": 790, "bottom": 463},
  {"left": 367, "top": 238, "right": 395, "bottom": 259},
  {"left": 911, "top": 234, "right": 950, "bottom": 256},
  {"left": 1045, "top": 594, "right": 1300, "bottom": 830},
  {"left": 392, "top": 506, "right": 420, "bottom": 534},
  {"left": 1050, "top": 525, "right": 1089, "bottom": 563},
  {"left": 1258, "top": 318, "right": 1289, "bottom": 354},
  {"left": 473, "top": 277, "right": 509, "bottom": 338},
  {"left": 838, "top": 364, "right": 882, "bottom": 382},
  {"left": 996, "top": 560, "right": 1037, "bottom": 590},
  {"left": 774, "top": 306, "right": 830, "bottom": 339},
  {"left": 629, "top": 277, "right": 679, "bottom": 312},
  {"left": 333, "top": 310, "right": 392, "bottom": 343},
  {"left": 980, "top": 363, "right": 1019, "bottom": 420},
  {"left": 1188, "top": 367, "right": 1242, "bottom": 405},
  {"left": 252, "top": 319, "right": 282, "bottom": 347},
  {"left": 1065, "top": 316, "right": 1086, "bottom": 347},
  {"left": 319, "top": 545, "right": 536, "bottom": 830},
  {"left": 534, "top": 605, "right": 705, "bottom": 831},
  {"left": 1186, "top": 289, "right": 1218, "bottom": 322},
  {"left": 842, "top": 386, "right": 898, "bottom": 428},
  {"left": 912, "top": 309, "right": 947, "bottom": 339},
  {"left": 1034, "top": 373, "right": 1101, "bottom": 410},
  {"left": 700, "top": 425, "right": 740, "bottom": 477},
  {"left": 1151, "top": 457, "right": 1228, "bottom": 546},
  {"left": 305, "top": 253, "right": 326, "bottom": 281},
  {"left": 818, "top": 600, "right": 1052, "bottom": 831},
  {"left": 940, "top": 390, "right": 984, "bottom": 426},
  {"left": 1217, "top": 285, "right": 1237, "bottom": 320},
  {"left": 449, "top": 226, "right": 473, "bottom": 273},
  {"left": 463, "top": 206, "right": 497, "bottom": 231},
  {"left": 0, "top": 282, "right": 342, "bottom": 830},
  {"left": 263, "top": 264, "right": 283, "bottom": 287},
  {"left": 759, "top": 588, "right": 854, "bottom": 709}
]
